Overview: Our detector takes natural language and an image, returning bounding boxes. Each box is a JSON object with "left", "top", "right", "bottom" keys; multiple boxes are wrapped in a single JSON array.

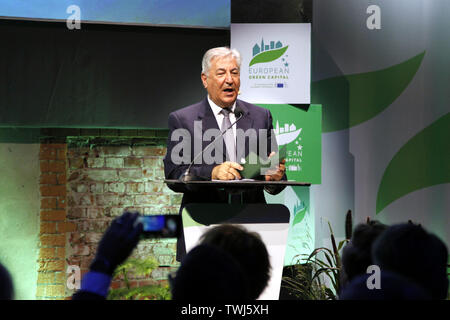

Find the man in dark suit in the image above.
[{"left": 163, "top": 47, "right": 286, "bottom": 260}]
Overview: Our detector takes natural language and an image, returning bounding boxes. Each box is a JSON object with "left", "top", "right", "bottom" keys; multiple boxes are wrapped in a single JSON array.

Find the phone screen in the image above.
[{"left": 136, "top": 215, "right": 180, "bottom": 238}]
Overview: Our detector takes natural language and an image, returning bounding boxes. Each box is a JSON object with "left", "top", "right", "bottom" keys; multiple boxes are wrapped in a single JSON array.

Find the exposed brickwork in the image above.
[
  {"left": 37, "top": 143, "right": 68, "bottom": 300},
  {"left": 37, "top": 135, "right": 181, "bottom": 300},
  {"left": 65, "top": 142, "right": 181, "bottom": 297}
]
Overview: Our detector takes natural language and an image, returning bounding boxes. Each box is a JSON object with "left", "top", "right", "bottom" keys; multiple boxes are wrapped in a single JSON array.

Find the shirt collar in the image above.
[{"left": 207, "top": 96, "right": 236, "bottom": 116}]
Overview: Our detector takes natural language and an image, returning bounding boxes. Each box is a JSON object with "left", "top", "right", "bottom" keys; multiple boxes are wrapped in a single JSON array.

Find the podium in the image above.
[{"left": 165, "top": 179, "right": 310, "bottom": 300}]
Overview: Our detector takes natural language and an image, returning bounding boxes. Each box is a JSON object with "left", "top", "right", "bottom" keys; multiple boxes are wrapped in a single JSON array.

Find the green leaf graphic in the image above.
[
  {"left": 291, "top": 186, "right": 310, "bottom": 226},
  {"left": 293, "top": 207, "right": 307, "bottom": 226},
  {"left": 311, "top": 51, "right": 425, "bottom": 132},
  {"left": 376, "top": 113, "right": 450, "bottom": 214},
  {"left": 249, "top": 46, "right": 288, "bottom": 66}
]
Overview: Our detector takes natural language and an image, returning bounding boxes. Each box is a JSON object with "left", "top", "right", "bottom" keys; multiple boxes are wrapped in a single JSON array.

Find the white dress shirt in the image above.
[{"left": 207, "top": 96, "right": 237, "bottom": 142}]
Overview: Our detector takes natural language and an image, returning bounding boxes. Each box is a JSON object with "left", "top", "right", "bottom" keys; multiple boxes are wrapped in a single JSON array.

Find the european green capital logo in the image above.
[{"left": 250, "top": 38, "right": 289, "bottom": 66}]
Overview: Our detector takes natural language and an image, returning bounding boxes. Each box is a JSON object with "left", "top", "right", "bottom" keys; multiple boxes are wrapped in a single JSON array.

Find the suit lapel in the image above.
[{"left": 198, "top": 98, "right": 219, "bottom": 132}]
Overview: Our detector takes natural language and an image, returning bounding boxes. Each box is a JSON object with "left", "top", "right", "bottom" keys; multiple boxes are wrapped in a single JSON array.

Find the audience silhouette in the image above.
[
  {"left": 372, "top": 223, "right": 449, "bottom": 300},
  {"left": 0, "top": 262, "right": 13, "bottom": 300},
  {"left": 198, "top": 224, "right": 271, "bottom": 300},
  {"left": 340, "top": 222, "right": 448, "bottom": 300},
  {"left": 172, "top": 224, "right": 271, "bottom": 300},
  {"left": 341, "top": 220, "right": 388, "bottom": 289},
  {"left": 169, "top": 243, "right": 248, "bottom": 300}
]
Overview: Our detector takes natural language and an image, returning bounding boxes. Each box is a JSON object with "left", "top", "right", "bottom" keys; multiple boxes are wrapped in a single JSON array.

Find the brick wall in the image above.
[
  {"left": 37, "top": 143, "right": 68, "bottom": 299},
  {"left": 37, "top": 133, "right": 182, "bottom": 299}
]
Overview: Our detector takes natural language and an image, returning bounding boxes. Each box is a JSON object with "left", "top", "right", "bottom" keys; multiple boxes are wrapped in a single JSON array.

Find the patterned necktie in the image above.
[{"left": 220, "top": 108, "right": 236, "bottom": 162}]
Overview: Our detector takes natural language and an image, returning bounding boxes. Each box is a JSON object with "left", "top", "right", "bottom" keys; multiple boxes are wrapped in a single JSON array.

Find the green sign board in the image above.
[{"left": 258, "top": 104, "right": 322, "bottom": 184}]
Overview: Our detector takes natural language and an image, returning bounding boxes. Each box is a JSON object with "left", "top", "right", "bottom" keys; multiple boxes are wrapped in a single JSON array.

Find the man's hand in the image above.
[
  {"left": 212, "top": 162, "right": 243, "bottom": 180},
  {"left": 265, "top": 151, "right": 286, "bottom": 181},
  {"left": 90, "top": 211, "right": 143, "bottom": 275}
]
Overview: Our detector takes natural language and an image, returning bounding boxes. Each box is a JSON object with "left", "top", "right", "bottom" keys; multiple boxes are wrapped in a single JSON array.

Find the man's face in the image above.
[{"left": 201, "top": 55, "right": 240, "bottom": 108}]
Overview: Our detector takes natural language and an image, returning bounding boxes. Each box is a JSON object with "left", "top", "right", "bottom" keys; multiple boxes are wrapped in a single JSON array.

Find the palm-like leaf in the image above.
[
  {"left": 338, "top": 239, "right": 349, "bottom": 251},
  {"left": 283, "top": 211, "right": 354, "bottom": 300}
]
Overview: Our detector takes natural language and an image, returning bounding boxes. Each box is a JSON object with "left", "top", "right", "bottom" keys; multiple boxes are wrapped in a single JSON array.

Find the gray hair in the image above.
[{"left": 201, "top": 47, "right": 241, "bottom": 75}]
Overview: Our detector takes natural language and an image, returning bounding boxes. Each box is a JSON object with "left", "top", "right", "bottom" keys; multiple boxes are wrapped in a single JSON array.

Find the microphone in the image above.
[{"left": 180, "top": 106, "right": 244, "bottom": 182}]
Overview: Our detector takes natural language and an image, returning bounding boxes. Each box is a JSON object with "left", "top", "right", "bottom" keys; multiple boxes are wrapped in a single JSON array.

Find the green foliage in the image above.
[
  {"left": 107, "top": 283, "right": 171, "bottom": 300},
  {"left": 281, "top": 264, "right": 327, "bottom": 300},
  {"left": 113, "top": 257, "right": 158, "bottom": 284},
  {"left": 282, "top": 218, "right": 349, "bottom": 300},
  {"left": 107, "top": 256, "right": 171, "bottom": 300}
]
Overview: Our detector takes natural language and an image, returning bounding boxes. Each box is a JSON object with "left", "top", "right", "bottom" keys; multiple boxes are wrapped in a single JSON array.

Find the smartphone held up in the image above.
[{"left": 136, "top": 214, "right": 181, "bottom": 239}]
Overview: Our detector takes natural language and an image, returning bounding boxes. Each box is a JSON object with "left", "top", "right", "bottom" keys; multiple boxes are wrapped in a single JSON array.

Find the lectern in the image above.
[{"left": 165, "top": 179, "right": 310, "bottom": 300}]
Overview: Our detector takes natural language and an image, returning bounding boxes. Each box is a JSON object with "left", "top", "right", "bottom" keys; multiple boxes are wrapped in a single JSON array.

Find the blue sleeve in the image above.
[{"left": 80, "top": 271, "right": 112, "bottom": 298}]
